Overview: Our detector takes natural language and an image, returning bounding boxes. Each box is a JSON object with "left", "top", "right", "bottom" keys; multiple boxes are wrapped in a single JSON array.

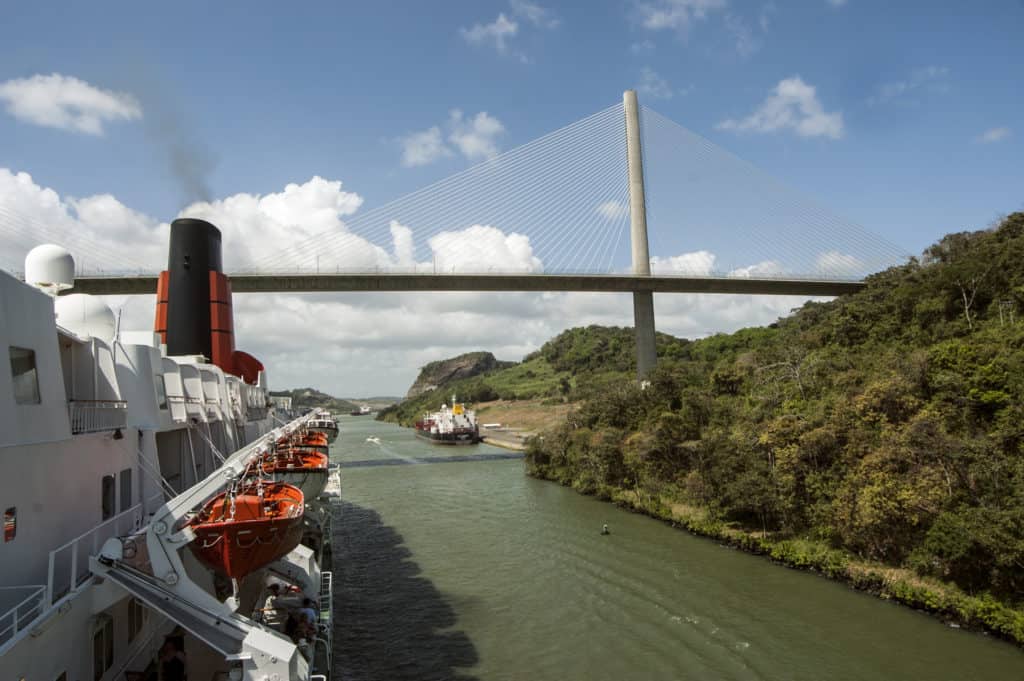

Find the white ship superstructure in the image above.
[{"left": 0, "top": 221, "right": 336, "bottom": 680}]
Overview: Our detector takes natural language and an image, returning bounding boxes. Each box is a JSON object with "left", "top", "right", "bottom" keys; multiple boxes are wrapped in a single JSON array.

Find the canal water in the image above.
[{"left": 330, "top": 417, "right": 1024, "bottom": 681}]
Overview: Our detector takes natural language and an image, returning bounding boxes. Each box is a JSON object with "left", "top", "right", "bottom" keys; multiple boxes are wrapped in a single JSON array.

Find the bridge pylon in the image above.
[{"left": 624, "top": 90, "right": 657, "bottom": 380}]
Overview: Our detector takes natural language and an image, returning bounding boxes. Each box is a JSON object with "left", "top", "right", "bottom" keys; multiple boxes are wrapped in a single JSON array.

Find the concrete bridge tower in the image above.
[{"left": 624, "top": 90, "right": 657, "bottom": 379}]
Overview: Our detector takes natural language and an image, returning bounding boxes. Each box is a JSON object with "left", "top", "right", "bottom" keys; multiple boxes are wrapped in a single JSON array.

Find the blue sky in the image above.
[
  {"left": 2, "top": 0, "right": 1021, "bottom": 255},
  {"left": 0, "top": 0, "right": 1022, "bottom": 394}
]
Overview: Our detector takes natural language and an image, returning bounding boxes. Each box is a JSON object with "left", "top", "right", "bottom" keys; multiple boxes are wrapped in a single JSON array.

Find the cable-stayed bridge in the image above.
[{"left": 1, "top": 91, "right": 906, "bottom": 376}]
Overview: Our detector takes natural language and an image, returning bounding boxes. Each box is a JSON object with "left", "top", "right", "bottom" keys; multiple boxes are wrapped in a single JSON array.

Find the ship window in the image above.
[
  {"left": 119, "top": 468, "right": 132, "bottom": 512},
  {"left": 101, "top": 475, "right": 115, "bottom": 520},
  {"left": 155, "top": 375, "right": 167, "bottom": 410},
  {"left": 3, "top": 507, "right": 14, "bottom": 542},
  {"left": 128, "top": 598, "right": 147, "bottom": 642},
  {"left": 92, "top": 615, "right": 114, "bottom": 680},
  {"left": 9, "top": 346, "right": 41, "bottom": 405}
]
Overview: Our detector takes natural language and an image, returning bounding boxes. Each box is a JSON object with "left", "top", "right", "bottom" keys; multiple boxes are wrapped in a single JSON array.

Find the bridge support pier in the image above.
[{"left": 625, "top": 89, "right": 657, "bottom": 380}]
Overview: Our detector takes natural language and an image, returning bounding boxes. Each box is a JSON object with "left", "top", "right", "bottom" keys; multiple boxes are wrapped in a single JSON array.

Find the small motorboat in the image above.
[
  {"left": 258, "top": 448, "right": 330, "bottom": 499},
  {"left": 187, "top": 480, "right": 305, "bottom": 579},
  {"left": 365, "top": 436, "right": 381, "bottom": 444}
]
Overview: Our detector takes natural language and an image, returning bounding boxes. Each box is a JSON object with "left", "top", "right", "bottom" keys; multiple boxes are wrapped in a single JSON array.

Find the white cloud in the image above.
[
  {"left": 429, "top": 224, "right": 542, "bottom": 273},
  {"left": 724, "top": 13, "right": 762, "bottom": 57},
  {"left": 596, "top": 200, "right": 628, "bottom": 221},
  {"left": 716, "top": 76, "right": 844, "bottom": 140},
  {"left": 868, "top": 66, "right": 949, "bottom": 106},
  {"left": 510, "top": 0, "right": 560, "bottom": 28},
  {"left": 815, "top": 250, "right": 863, "bottom": 276},
  {"left": 447, "top": 110, "right": 506, "bottom": 162},
  {"left": 729, "top": 260, "right": 785, "bottom": 278},
  {"left": 978, "top": 127, "right": 1011, "bottom": 144},
  {"left": 637, "top": 67, "right": 674, "bottom": 100},
  {"left": 0, "top": 168, "right": 832, "bottom": 397},
  {"left": 390, "top": 220, "right": 415, "bottom": 267},
  {"left": 399, "top": 126, "right": 452, "bottom": 167},
  {"left": 0, "top": 73, "right": 141, "bottom": 136},
  {"left": 637, "top": 0, "right": 727, "bottom": 32},
  {"left": 460, "top": 13, "right": 520, "bottom": 57},
  {"left": 650, "top": 250, "right": 717, "bottom": 275},
  {"left": 398, "top": 111, "right": 506, "bottom": 167}
]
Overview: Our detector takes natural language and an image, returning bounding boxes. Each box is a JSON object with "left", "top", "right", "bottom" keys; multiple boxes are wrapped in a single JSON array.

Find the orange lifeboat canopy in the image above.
[{"left": 187, "top": 481, "right": 304, "bottom": 579}]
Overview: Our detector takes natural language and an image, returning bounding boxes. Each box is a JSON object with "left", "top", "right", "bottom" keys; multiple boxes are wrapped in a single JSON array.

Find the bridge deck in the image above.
[{"left": 67, "top": 273, "right": 864, "bottom": 296}]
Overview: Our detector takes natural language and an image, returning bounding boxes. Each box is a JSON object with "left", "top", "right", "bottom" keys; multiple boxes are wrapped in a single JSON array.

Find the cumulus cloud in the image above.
[
  {"left": 429, "top": 225, "right": 543, "bottom": 273},
  {"left": 650, "top": 250, "right": 717, "bottom": 275},
  {"left": 978, "top": 127, "right": 1011, "bottom": 144},
  {"left": 459, "top": 13, "right": 520, "bottom": 57},
  {"left": 636, "top": 0, "right": 727, "bottom": 32},
  {"left": 729, "top": 260, "right": 785, "bottom": 278},
  {"left": 637, "top": 67, "right": 674, "bottom": 100},
  {"left": 460, "top": 2, "right": 558, "bottom": 61},
  {"left": 716, "top": 76, "right": 844, "bottom": 140},
  {"left": 448, "top": 110, "right": 505, "bottom": 162},
  {"left": 0, "top": 73, "right": 141, "bottom": 135},
  {"left": 815, "top": 250, "right": 863, "bottom": 276},
  {"left": 399, "top": 126, "right": 452, "bottom": 167},
  {"left": 596, "top": 200, "right": 628, "bottom": 221},
  {"left": 400, "top": 110, "right": 506, "bottom": 167},
  {"left": 0, "top": 168, "right": 164, "bottom": 273},
  {"left": 0, "top": 167, "right": 830, "bottom": 396}
]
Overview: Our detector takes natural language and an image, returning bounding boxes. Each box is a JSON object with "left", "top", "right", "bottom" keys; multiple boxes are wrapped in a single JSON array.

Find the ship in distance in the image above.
[
  {"left": 414, "top": 395, "right": 482, "bottom": 445},
  {"left": 0, "top": 218, "right": 340, "bottom": 681}
]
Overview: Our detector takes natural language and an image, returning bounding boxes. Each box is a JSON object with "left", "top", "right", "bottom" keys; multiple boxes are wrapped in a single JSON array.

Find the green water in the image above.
[{"left": 330, "top": 417, "right": 1024, "bottom": 681}]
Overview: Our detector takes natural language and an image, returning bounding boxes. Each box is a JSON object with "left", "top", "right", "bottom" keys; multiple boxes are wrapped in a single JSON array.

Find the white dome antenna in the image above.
[
  {"left": 25, "top": 244, "right": 75, "bottom": 295},
  {"left": 55, "top": 294, "right": 116, "bottom": 342}
]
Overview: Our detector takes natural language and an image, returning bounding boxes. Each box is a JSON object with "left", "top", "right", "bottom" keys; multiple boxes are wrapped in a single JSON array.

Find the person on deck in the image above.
[{"left": 261, "top": 584, "right": 286, "bottom": 632}]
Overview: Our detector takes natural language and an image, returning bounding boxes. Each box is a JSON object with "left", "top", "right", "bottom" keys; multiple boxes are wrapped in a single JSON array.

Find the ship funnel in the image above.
[{"left": 155, "top": 218, "right": 264, "bottom": 383}]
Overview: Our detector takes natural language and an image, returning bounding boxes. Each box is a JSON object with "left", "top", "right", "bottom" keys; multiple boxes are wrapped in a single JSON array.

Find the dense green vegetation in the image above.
[
  {"left": 526, "top": 214, "right": 1024, "bottom": 640},
  {"left": 269, "top": 387, "right": 359, "bottom": 413},
  {"left": 377, "top": 327, "right": 689, "bottom": 425}
]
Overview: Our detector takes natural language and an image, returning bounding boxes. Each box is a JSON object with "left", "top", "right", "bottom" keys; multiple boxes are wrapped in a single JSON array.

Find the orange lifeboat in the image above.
[
  {"left": 187, "top": 481, "right": 305, "bottom": 579},
  {"left": 258, "top": 448, "right": 329, "bottom": 499},
  {"left": 294, "top": 432, "right": 329, "bottom": 456}
]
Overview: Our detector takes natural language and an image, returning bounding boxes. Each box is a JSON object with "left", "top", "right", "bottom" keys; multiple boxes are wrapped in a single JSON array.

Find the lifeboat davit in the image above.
[
  {"left": 259, "top": 448, "right": 329, "bottom": 499},
  {"left": 187, "top": 481, "right": 305, "bottom": 579}
]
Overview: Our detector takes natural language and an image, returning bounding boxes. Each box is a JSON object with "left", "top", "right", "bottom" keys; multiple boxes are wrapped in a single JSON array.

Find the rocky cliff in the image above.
[{"left": 406, "top": 351, "right": 511, "bottom": 398}]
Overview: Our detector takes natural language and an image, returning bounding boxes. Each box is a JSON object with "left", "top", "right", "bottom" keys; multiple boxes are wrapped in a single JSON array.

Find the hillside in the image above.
[
  {"left": 376, "top": 327, "right": 691, "bottom": 426},
  {"left": 406, "top": 351, "right": 513, "bottom": 398},
  {"left": 269, "top": 387, "right": 359, "bottom": 413},
  {"left": 526, "top": 213, "right": 1024, "bottom": 642}
]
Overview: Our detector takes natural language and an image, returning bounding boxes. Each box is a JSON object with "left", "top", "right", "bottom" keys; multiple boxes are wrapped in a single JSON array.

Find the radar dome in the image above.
[
  {"left": 55, "top": 294, "right": 116, "bottom": 342},
  {"left": 25, "top": 244, "right": 75, "bottom": 293}
]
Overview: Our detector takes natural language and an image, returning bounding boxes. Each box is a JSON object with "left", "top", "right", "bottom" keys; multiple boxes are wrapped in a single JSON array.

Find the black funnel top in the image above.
[{"left": 165, "top": 218, "right": 222, "bottom": 359}]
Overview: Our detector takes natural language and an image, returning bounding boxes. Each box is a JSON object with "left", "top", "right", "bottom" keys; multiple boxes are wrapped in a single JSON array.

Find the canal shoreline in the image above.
[{"left": 526, "top": 472, "right": 1024, "bottom": 649}]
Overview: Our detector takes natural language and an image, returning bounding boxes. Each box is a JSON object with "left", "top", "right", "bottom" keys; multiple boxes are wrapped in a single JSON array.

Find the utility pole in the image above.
[{"left": 624, "top": 89, "right": 657, "bottom": 379}]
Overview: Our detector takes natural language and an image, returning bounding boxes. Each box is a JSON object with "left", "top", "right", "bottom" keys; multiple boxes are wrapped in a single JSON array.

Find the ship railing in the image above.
[
  {"left": 0, "top": 585, "right": 47, "bottom": 650},
  {"left": 46, "top": 500, "right": 145, "bottom": 605},
  {"left": 68, "top": 399, "right": 128, "bottom": 434}
]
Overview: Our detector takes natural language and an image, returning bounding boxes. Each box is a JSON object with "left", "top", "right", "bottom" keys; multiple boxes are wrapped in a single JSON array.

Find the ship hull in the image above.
[{"left": 414, "top": 429, "right": 480, "bottom": 445}]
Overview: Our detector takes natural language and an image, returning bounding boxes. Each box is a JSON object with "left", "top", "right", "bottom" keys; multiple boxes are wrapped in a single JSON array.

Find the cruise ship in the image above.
[{"left": 0, "top": 219, "right": 339, "bottom": 681}]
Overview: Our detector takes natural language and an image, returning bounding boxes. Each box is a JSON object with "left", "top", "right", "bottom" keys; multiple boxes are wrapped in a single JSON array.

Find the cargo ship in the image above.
[
  {"left": 414, "top": 395, "right": 481, "bottom": 445},
  {"left": 0, "top": 218, "right": 339, "bottom": 681},
  {"left": 349, "top": 405, "right": 372, "bottom": 416}
]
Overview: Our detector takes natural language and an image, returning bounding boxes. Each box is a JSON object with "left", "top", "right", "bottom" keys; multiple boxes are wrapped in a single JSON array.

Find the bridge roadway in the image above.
[{"left": 67, "top": 273, "right": 865, "bottom": 296}]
